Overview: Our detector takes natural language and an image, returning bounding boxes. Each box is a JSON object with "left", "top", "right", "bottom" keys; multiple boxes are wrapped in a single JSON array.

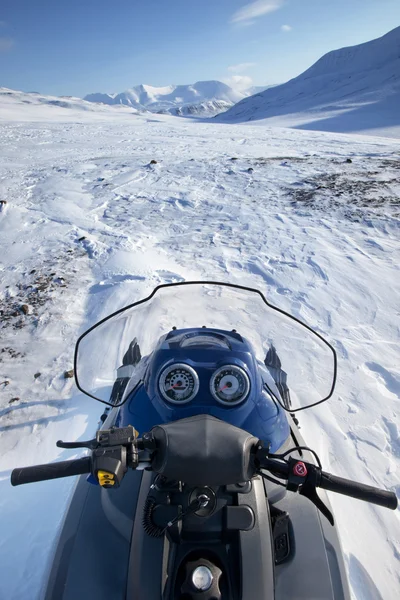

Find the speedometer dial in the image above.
[
  {"left": 159, "top": 363, "right": 199, "bottom": 404},
  {"left": 210, "top": 365, "right": 250, "bottom": 406}
]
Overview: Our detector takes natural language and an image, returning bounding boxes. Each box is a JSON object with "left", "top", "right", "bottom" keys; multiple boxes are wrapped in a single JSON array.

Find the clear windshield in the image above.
[{"left": 75, "top": 282, "right": 336, "bottom": 411}]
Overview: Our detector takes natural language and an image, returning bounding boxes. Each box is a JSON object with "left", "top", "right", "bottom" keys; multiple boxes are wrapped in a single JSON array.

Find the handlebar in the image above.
[
  {"left": 319, "top": 471, "right": 398, "bottom": 510},
  {"left": 259, "top": 455, "right": 397, "bottom": 511},
  {"left": 11, "top": 457, "right": 92, "bottom": 487},
  {"left": 10, "top": 426, "right": 398, "bottom": 516}
]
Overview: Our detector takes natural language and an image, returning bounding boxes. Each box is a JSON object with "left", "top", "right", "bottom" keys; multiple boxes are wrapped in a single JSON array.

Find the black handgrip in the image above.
[
  {"left": 11, "top": 457, "right": 92, "bottom": 487},
  {"left": 319, "top": 471, "right": 398, "bottom": 510}
]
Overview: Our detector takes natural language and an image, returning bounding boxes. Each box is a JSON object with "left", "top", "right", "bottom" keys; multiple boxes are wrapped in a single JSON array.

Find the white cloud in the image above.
[
  {"left": 231, "top": 1, "right": 285, "bottom": 24},
  {"left": 228, "top": 62, "right": 256, "bottom": 73},
  {"left": 224, "top": 75, "right": 253, "bottom": 92},
  {"left": 0, "top": 37, "right": 14, "bottom": 52},
  {"left": 281, "top": 24, "right": 292, "bottom": 32}
]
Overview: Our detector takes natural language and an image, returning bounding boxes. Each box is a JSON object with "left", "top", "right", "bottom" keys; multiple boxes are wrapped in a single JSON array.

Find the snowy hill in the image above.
[
  {"left": 0, "top": 87, "right": 141, "bottom": 121},
  {"left": 83, "top": 91, "right": 118, "bottom": 105},
  {"left": 85, "top": 80, "right": 247, "bottom": 114},
  {"left": 217, "top": 27, "right": 400, "bottom": 138}
]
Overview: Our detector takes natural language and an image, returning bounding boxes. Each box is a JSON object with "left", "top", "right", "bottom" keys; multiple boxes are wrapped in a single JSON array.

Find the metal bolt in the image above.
[{"left": 192, "top": 566, "right": 213, "bottom": 591}]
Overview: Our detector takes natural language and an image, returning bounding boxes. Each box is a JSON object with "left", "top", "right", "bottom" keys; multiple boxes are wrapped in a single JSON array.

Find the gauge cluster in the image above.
[
  {"left": 210, "top": 366, "right": 250, "bottom": 406},
  {"left": 124, "top": 327, "right": 289, "bottom": 454},
  {"left": 158, "top": 363, "right": 250, "bottom": 406},
  {"left": 159, "top": 363, "right": 199, "bottom": 404}
]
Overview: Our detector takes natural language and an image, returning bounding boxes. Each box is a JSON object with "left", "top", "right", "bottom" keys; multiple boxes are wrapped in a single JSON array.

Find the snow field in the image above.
[{"left": 0, "top": 107, "right": 399, "bottom": 599}]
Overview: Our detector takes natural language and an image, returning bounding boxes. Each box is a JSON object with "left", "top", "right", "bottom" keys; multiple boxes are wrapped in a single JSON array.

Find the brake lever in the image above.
[
  {"left": 57, "top": 426, "right": 139, "bottom": 452},
  {"left": 57, "top": 438, "right": 98, "bottom": 450}
]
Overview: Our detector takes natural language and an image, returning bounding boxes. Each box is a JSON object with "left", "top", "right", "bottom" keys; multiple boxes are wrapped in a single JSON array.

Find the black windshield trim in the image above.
[{"left": 74, "top": 281, "right": 337, "bottom": 410}]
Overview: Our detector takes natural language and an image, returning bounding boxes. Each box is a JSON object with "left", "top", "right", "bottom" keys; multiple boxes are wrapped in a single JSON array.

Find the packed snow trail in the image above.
[{"left": 0, "top": 106, "right": 399, "bottom": 599}]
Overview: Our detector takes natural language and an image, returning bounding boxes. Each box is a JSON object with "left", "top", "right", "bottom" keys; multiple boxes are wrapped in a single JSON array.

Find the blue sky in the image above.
[{"left": 1, "top": 0, "right": 399, "bottom": 97}]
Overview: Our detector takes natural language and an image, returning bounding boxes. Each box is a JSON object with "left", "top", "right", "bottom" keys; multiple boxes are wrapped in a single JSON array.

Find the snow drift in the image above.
[{"left": 217, "top": 27, "right": 400, "bottom": 138}]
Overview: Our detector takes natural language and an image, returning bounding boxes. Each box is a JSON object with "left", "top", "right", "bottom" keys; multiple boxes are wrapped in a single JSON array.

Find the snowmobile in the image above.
[{"left": 11, "top": 282, "right": 397, "bottom": 600}]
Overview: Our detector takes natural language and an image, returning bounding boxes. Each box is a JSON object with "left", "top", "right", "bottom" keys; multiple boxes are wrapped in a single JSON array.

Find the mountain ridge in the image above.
[
  {"left": 84, "top": 80, "right": 249, "bottom": 115},
  {"left": 216, "top": 27, "right": 400, "bottom": 137}
]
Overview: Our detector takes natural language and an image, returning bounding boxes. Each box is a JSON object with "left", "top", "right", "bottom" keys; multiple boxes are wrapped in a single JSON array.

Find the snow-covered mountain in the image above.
[
  {"left": 0, "top": 86, "right": 236, "bottom": 121},
  {"left": 217, "top": 27, "right": 400, "bottom": 138},
  {"left": 85, "top": 81, "right": 247, "bottom": 115}
]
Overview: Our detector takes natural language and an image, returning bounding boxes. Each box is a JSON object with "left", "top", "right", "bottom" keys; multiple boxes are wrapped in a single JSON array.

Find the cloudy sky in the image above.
[{"left": 1, "top": 0, "right": 399, "bottom": 96}]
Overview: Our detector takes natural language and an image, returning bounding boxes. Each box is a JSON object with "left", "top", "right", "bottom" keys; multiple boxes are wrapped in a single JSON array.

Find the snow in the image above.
[
  {"left": 84, "top": 80, "right": 248, "bottom": 113},
  {"left": 0, "top": 88, "right": 140, "bottom": 122},
  {"left": 0, "top": 92, "right": 399, "bottom": 600},
  {"left": 217, "top": 27, "right": 400, "bottom": 139}
]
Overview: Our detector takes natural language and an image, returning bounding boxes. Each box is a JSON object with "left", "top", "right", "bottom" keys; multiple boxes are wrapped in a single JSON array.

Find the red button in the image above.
[{"left": 293, "top": 461, "right": 307, "bottom": 477}]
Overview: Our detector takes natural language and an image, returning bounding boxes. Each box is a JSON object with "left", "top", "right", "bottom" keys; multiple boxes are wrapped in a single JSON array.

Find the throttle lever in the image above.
[
  {"left": 286, "top": 458, "right": 334, "bottom": 525},
  {"left": 300, "top": 485, "right": 334, "bottom": 526},
  {"left": 299, "top": 465, "right": 334, "bottom": 526}
]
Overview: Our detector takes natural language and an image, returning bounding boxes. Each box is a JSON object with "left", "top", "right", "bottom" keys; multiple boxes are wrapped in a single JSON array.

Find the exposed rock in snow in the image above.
[{"left": 161, "top": 99, "right": 234, "bottom": 117}]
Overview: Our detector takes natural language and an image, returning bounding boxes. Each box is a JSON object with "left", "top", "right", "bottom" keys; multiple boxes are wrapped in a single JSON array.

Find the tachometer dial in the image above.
[
  {"left": 159, "top": 363, "right": 199, "bottom": 404},
  {"left": 210, "top": 365, "right": 250, "bottom": 406}
]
